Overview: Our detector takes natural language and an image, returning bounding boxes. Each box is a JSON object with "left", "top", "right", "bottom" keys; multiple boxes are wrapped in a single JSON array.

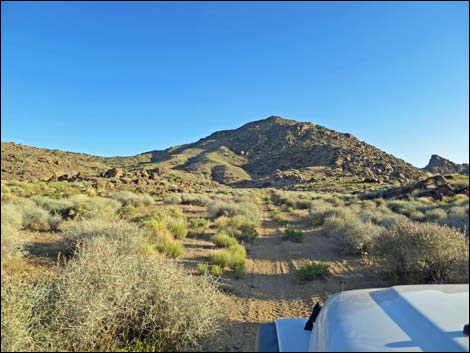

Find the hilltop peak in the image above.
[{"left": 424, "top": 154, "right": 469, "bottom": 175}]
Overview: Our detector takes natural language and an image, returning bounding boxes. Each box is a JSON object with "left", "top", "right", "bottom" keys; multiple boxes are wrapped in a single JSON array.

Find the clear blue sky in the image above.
[{"left": 2, "top": 1, "right": 468, "bottom": 167}]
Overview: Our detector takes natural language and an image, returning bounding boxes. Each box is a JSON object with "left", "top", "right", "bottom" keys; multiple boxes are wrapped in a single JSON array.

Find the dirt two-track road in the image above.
[{"left": 181, "top": 200, "right": 390, "bottom": 352}]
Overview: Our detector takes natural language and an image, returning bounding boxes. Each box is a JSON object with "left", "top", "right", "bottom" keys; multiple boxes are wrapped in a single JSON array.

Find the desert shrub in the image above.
[
  {"left": 297, "top": 261, "right": 330, "bottom": 281},
  {"left": 197, "top": 263, "right": 209, "bottom": 275},
  {"left": 424, "top": 208, "right": 448, "bottom": 223},
  {"left": 296, "top": 200, "right": 313, "bottom": 210},
  {"left": 117, "top": 204, "right": 139, "bottom": 220},
  {"left": 386, "top": 199, "right": 422, "bottom": 218},
  {"left": 210, "top": 265, "right": 224, "bottom": 277},
  {"left": 236, "top": 223, "right": 259, "bottom": 242},
  {"left": 409, "top": 210, "right": 425, "bottom": 222},
  {"left": 1, "top": 183, "right": 12, "bottom": 201},
  {"left": 35, "top": 237, "right": 222, "bottom": 351},
  {"left": 166, "top": 220, "right": 188, "bottom": 239},
  {"left": 322, "top": 209, "right": 383, "bottom": 254},
  {"left": 211, "top": 231, "right": 238, "bottom": 248},
  {"left": 67, "top": 195, "right": 121, "bottom": 220},
  {"left": 156, "top": 240, "right": 184, "bottom": 258},
  {"left": 47, "top": 214, "right": 63, "bottom": 232},
  {"left": 189, "top": 217, "right": 210, "bottom": 232},
  {"left": 309, "top": 201, "right": 335, "bottom": 226},
  {"left": 1, "top": 276, "right": 45, "bottom": 352},
  {"left": 163, "top": 194, "right": 182, "bottom": 205},
  {"left": 31, "top": 196, "right": 74, "bottom": 217},
  {"left": 63, "top": 218, "right": 146, "bottom": 254},
  {"left": 443, "top": 206, "right": 469, "bottom": 234},
  {"left": 282, "top": 229, "right": 304, "bottom": 243},
  {"left": 207, "top": 200, "right": 261, "bottom": 225},
  {"left": 372, "top": 221, "right": 469, "bottom": 283},
  {"left": 9, "top": 198, "right": 50, "bottom": 231},
  {"left": 1, "top": 204, "right": 25, "bottom": 268},
  {"left": 209, "top": 244, "right": 246, "bottom": 271},
  {"left": 109, "top": 191, "right": 154, "bottom": 207},
  {"left": 180, "top": 193, "right": 210, "bottom": 206}
]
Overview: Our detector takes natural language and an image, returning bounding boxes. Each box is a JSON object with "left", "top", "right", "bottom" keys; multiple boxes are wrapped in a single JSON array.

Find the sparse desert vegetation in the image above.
[{"left": 2, "top": 178, "right": 469, "bottom": 351}]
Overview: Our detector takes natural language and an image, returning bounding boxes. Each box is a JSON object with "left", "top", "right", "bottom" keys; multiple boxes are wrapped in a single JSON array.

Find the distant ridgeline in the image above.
[{"left": 2, "top": 116, "right": 466, "bottom": 193}]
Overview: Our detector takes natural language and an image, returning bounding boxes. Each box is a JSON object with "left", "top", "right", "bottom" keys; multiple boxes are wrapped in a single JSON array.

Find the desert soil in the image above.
[{"left": 180, "top": 200, "right": 391, "bottom": 352}]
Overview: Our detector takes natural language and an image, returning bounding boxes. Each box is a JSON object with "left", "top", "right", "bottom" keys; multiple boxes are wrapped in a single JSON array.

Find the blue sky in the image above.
[{"left": 1, "top": 1, "right": 468, "bottom": 167}]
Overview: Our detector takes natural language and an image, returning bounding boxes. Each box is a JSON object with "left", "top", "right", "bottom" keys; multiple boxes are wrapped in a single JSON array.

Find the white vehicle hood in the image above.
[{"left": 308, "top": 284, "right": 469, "bottom": 352}]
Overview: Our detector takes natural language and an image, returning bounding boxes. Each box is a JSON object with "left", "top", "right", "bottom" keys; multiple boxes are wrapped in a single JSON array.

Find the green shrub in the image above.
[
  {"left": 210, "top": 265, "right": 224, "bottom": 277},
  {"left": 297, "top": 261, "right": 330, "bottom": 281},
  {"left": 32, "top": 196, "right": 74, "bottom": 217},
  {"left": 282, "top": 229, "right": 304, "bottom": 243},
  {"left": 109, "top": 191, "right": 154, "bottom": 207},
  {"left": 189, "top": 217, "right": 210, "bottom": 232},
  {"left": 209, "top": 244, "right": 246, "bottom": 271},
  {"left": 156, "top": 240, "right": 184, "bottom": 258},
  {"left": 211, "top": 231, "right": 238, "bottom": 248},
  {"left": 197, "top": 263, "right": 209, "bottom": 275},
  {"left": 166, "top": 220, "right": 188, "bottom": 239},
  {"left": 372, "top": 221, "right": 469, "bottom": 283},
  {"left": 117, "top": 204, "right": 139, "bottom": 220},
  {"left": 34, "top": 237, "right": 222, "bottom": 351}
]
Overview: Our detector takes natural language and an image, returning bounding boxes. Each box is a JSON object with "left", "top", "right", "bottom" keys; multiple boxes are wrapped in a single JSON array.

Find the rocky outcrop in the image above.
[
  {"left": 102, "top": 167, "right": 124, "bottom": 178},
  {"left": 424, "top": 154, "right": 469, "bottom": 175}
]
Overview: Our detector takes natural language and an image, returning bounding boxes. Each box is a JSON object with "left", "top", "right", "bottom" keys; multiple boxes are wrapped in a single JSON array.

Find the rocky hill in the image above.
[
  {"left": 423, "top": 154, "right": 469, "bottom": 175},
  {"left": 1, "top": 116, "right": 427, "bottom": 190}
]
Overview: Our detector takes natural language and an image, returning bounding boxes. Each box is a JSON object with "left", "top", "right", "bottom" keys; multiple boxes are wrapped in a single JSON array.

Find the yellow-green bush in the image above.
[
  {"left": 372, "top": 221, "right": 469, "bottom": 283},
  {"left": 211, "top": 231, "right": 238, "bottom": 248}
]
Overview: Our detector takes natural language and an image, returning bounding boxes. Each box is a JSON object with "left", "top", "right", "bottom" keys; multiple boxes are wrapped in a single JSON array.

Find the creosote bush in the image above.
[
  {"left": 372, "top": 220, "right": 469, "bottom": 284},
  {"left": 33, "top": 236, "right": 222, "bottom": 351}
]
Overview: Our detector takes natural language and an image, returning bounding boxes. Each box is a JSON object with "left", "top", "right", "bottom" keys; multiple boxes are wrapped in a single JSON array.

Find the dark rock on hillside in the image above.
[
  {"left": 362, "top": 174, "right": 468, "bottom": 201},
  {"left": 424, "top": 154, "right": 469, "bottom": 175}
]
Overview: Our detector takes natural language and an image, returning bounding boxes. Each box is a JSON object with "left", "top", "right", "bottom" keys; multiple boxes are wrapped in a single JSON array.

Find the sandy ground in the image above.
[{"left": 180, "top": 201, "right": 391, "bottom": 352}]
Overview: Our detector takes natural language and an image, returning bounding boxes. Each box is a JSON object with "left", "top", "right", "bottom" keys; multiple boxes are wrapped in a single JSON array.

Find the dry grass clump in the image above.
[
  {"left": 372, "top": 220, "right": 469, "bottom": 284},
  {"left": 109, "top": 191, "right": 154, "bottom": 207},
  {"left": 33, "top": 237, "right": 223, "bottom": 351}
]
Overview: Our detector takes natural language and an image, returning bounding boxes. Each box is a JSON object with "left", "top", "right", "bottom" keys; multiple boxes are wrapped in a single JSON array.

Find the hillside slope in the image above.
[{"left": 1, "top": 116, "right": 426, "bottom": 190}]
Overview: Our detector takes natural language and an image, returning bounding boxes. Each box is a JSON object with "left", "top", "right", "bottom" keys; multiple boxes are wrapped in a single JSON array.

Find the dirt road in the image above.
[{"left": 181, "top": 201, "right": 390, "bottom": 352}]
